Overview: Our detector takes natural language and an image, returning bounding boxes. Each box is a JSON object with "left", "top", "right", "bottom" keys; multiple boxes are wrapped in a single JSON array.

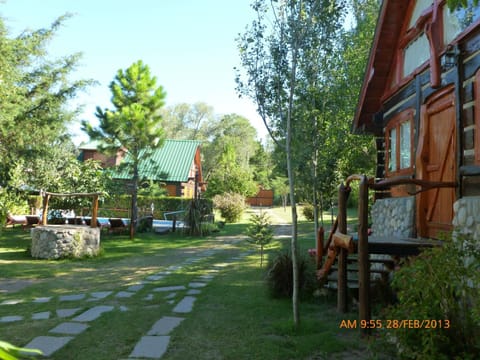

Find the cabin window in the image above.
[
  {"left": 388, "top": 128, "right": 397, "bottom": 172},
  {"left": 403, "top": 33, "right": 430, "bottom": 77},
  {"left": 409, "top": 0, "right": 433, "bottom": 28},
  {"left": 400, "top": 121, "right": 412, "bottom": 169},
  {"left": 444, "top": 1, "right": 480, "bottom": 44},
  {"left": 386, "top": 110, "right": 414, "bottom": 175}
]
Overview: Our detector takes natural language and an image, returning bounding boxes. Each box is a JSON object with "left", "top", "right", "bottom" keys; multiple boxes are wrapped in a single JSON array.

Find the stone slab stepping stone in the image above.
[
  {"left": 72, "top": 305, "right": 114, "bottom": 322},
  {"left": 147, "top": 316, "right": 185, "bottom": 336},
  {"left": 50, "top": 322, "right": 89, "bottom": 335},
  {"left": 1, "top": 299, "right": 23, "bottom": 305},
  {"left": 186, "top": 289, "right": 201, "bottom": 295},
  {"left": 33, "top": 297, "right": 52, "bottom": 303},
  {"left": 157, "top": 271, "right": 171, "bottom": 276},
  {"left": 59, "top": 294, "right": 86, "bottom": 302},
  {"left": 24, "top": 336, "right": 74, "bottom": 357},
  {"left": 56, "top": 308, "right": 82, "bottom": 318},
  {"left": 127, "top": 284, "right": 144, "bottom": 292},
  {"left": 172, "top": 296, "right": 196, "bottom": 313},
  {"left": 146, "top": 275, "right": 164, "bottom": 281},
  {"left": 153, "top": 285, "right": 186, "bottom": 292},
  {"left": 129, "top": 335, "right": 170, "bottom": 359},
  {"left": 32, "top": 311, "right": 51, "bottom": 320},
  {"left": 0, "top": 315, "right": 23, "bottom": 323},
  {"left": 166, "top": 265, "right": 182, "bottom": 271},
  {"left": 144, "top": 294, "right": 154, "bottom": 301},
  {"left": 115, "top": 291, "right": 135, "bottom": 298},
  {"left": 90, "top": 291, "right": 113, "bottom": 299},
  {"left": 199, "top": 274, "right": 215, "bottom": 280},
  {"left": 188, "top": 282, "right": 207, "bottom": 288},
  {"left": 164, "top": 292, "right": 176, "bottom": 299}
]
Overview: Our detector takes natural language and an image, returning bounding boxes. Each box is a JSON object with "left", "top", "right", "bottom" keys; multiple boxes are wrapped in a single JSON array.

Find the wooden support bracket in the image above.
[{"left": 332, "top": 231, "right": 354, "bottom": 253}]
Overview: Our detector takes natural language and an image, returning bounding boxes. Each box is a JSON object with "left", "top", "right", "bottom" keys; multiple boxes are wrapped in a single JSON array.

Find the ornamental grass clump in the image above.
[
  {"left": 266, "top": 250, "right": 317, "bottom": 299},
  {"left": 246, "top": 212, "right": 273, "bottom": 267}
]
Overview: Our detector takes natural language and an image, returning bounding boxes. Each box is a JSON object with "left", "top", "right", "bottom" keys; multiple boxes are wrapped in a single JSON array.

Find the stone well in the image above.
[{"left": 31, "top": 225, "right": 101, "bottom": 260}]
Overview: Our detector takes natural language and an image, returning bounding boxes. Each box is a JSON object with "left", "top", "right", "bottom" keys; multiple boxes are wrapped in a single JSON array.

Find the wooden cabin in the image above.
[
  {"left": 317, "top": 1, "right": 480, "bottom": 333},
  {"left": 354, "top": 0, "right": 480, "bottom": 241},
  {"left": 79, "top": 139, "right": 205, "bottom": 198}
]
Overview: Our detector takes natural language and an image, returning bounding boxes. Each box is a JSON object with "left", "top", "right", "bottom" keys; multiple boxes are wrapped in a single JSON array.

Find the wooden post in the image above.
[
  {"left": 41, "top": 194, "right": 50, "bottom": 226},
  {"left": 91, "top": 195, "right": 99, "bottom": 228},
  {"left": 316, "top": 226, "right": 324, "bottom": 270},
  {"left": 337, "top": 183, "right": 348, "bottom": 313},
  {"left": 358, "top": 175, "right": 370, "bottom": 335}
]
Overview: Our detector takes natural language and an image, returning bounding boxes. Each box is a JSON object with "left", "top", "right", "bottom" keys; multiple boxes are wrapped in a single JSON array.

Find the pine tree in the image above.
[{"left": 83, "top": 60, "right": 166, "bottom": 238}]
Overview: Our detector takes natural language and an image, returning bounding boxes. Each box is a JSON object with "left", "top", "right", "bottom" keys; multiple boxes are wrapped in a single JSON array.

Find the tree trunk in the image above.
[
  {"left": 287, "top": 23, "right": 300, "bottom": 328},
  {"left": 130, "top": 162, "right": 139, "bottom": 240}
]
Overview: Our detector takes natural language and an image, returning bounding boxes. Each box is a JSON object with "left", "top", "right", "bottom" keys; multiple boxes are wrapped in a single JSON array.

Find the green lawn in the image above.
[{"left": 0, "top": 208, "right": 372, "bottom": 359}]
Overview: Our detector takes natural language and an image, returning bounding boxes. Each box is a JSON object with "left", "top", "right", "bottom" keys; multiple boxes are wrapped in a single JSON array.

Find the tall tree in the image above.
[
  {"left": 202, "top": 114, "right": 258, "bottom": 177},
  {"left": 161, "top": 102, "right": 218, "bottom": 141},
  {"left": 205, "top": 142, "right": 258, "bottom": 198},
  {"left": 82, "top": 60, "right": 166, "bottom": 238},
  {"left": 237, "top": 0, "right": 347, "bottom": 327},
  {"left": 0, "top": 14, "right": 92, "bottom": 190}
]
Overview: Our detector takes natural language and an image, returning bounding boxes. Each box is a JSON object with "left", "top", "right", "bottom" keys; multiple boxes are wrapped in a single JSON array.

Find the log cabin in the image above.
[
  {"left": 318, "top": 0, "right": 480, "bottom": 332},
  {"left": 354, "top": 0, "right": 480, "bottom": 241},
  {"left": 79, "top": 139, "right": 205, "bottom": 198}
]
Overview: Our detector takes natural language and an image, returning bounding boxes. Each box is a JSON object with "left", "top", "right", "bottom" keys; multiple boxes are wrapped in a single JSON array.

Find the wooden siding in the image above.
[{"left": 246, "top": 189, "right": 274, "bottom": 207}]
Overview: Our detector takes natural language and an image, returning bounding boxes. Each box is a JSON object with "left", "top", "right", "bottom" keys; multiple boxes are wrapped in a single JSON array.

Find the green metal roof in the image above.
[{"left": 112, "top": 139, "right": 201, "bottom": 182}]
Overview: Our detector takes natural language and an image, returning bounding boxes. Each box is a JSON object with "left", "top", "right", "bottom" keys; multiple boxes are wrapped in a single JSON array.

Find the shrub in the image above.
[
  {"left": 266, "top": 250, "right": 317, "bottom": 299},
  {"left": 246, "top": 212, "right": 274, "bottom": 267},
  {"left": 212, "top": 192, "right": 246, "bottom": 223},
  {"left": 379, "top": 236, "right": 480, "bottom": 359},
  {"left": 301, "top": 204, "right": 315, "bottom": 221}
]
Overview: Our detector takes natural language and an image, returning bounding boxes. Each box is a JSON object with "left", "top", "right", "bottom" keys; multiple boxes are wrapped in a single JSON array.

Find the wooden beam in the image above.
[
  {"left": 41, "top": 194, "right": 50, "bottom": 226},
  {"left": 42, "top": 191, "right": 103, "bottom": 197},
  {"left": 337, "top": 183, "right": 348, "bottom": 314},
  {"left": 316, "top": 226, "right": 324, "bottom": 270},
  {"left": 358, "top": 175, "right": 370, "bottom": 336},
  {"left": 91, "top": 195, "right": 99, "bottom": 228},
  {"left": 39, "top": 191, "right": 103, "bottom": 227},
  {"left": 333, "top": 232, "right": 354, "bottom": 253}
]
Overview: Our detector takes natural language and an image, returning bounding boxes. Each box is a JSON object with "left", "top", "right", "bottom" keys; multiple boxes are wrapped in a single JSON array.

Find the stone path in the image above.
[{"left": 1, "top": 243, "right": 253, "bottom": 359}]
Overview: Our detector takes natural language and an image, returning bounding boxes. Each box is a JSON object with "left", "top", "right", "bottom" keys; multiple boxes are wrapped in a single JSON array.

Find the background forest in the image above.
[{"left": 0, "top": 0, "right": 380, "bottom": 222}]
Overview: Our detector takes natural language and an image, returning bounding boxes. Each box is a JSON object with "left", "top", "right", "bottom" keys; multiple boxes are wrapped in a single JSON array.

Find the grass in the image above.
[{"left": 0, "top": 207, "right": 370, "bottom": 359}]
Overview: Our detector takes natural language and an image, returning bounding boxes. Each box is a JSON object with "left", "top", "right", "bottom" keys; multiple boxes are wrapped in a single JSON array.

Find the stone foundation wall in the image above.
[
  {"left": 452, "top": 196, "right": 480, "bottom": 241},
  {"left": 371, "top": 196, "right": 415, "bottom": 238},
  {"left": 31, "top": 225, "right": 101, "bottom": 259}
]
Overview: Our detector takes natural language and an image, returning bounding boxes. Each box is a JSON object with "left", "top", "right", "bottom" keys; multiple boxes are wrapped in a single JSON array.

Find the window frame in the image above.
[
  {"left": 385, "top": 109, "right": 415, "bottom": 176},
  {"left": 475, "top": 69, "right": 480, "bottom": 164}
]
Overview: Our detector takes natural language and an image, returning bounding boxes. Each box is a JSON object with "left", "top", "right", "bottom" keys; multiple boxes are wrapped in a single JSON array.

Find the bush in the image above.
[
  {"left": 379, "top": 236, "right": 480, "bottom": 359},
  {"left": 212, "top": 192, "right": 246, "bottom": 223},
  {"left": 301, "top": 204, "right": 315, "bottom": 221},
  {"left": 266, "top": 250, "right": 317, "bottom": 299},
  {"left": 246, "top": 212, "right": 274, "bottom": 267}
]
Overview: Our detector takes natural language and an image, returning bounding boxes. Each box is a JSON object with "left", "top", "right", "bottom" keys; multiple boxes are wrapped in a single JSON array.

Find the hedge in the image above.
[{"left": 97, "top": 195, "right": 212, "bottom": 220}]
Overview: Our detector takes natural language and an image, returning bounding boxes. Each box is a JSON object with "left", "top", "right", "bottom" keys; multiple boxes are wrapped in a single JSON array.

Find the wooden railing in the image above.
[{"left": 317, "top": 175, "right": 458, "bottom": 335}]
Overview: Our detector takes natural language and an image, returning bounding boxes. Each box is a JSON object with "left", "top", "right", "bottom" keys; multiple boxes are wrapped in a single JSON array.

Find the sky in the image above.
[{"left": 0, "top": 0, "right": 268, "bottom": 144}]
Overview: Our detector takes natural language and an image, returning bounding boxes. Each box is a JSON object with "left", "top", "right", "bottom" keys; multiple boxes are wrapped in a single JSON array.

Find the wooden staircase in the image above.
[{"left": 314, "top": 174, "right": 449, "bottom": 335}]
